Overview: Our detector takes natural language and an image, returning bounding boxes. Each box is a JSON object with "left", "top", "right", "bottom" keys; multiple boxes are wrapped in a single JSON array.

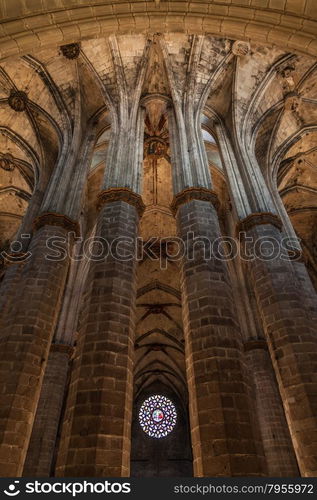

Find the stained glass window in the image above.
[{"left": 139, "top": 394, "right": 177, "bottom": 438}]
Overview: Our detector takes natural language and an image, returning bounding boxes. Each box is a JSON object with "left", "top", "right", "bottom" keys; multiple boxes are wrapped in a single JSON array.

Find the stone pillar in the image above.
[
  {"left": 55, "top": 190, "right": 144, "bottom": 477},
  {"left": 0, "top": 261, "right": 24, "bottom": 318},
  {"left": 173, "top": 189, "right": 265, "bottom": 477},
  {"left": 245, "top": 341, "right": 299, "bottom": 476},
  {"left": 23, "top": 242, "right": 90, "bottom": 476},
  {"left": 16, "top": 188, "right": 44, "bottom": 244},
  {"left": 0, "top": 188, "right": 45, "bottom": 320},
  {"left": 240, "top": 214, "right": 317, "bottom": 477},
  {"left": 292, "top": 260, "right": 317, "bottom": 323},
  {"left": 23, "top": 345, "right": 72, "bottom": 477},
  {"left": 19, "top": 125, "right": 96, "bottom": 476},
  {"left": 0, "top": 217, "right": 73, "bottom": 476}
]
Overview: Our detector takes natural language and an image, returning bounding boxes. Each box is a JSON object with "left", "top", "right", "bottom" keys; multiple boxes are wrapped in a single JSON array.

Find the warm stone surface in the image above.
[
  {"left": 245, "top": 346, "right": 299, "bottom": 477},
  {"left": 0, "top": 3, "right": 317, "bottom": 478},
  {"left": 0, "top": 262, "right": 24, "bottom": 319},
  {"left": 292, "top": 261, "right": 317, "bottom": 323},
  {"left": 0, "top": 1, "right": 317, "bottom": 59},
  {"left": 55, "top": 201, "right": 138, "bottom": 477},
  {"left": 177, "top": 199, "right": 265, "bottom": 477},
  {"left": 23, "top": 349, "right": 70, "bottom": 477},
  {"left": 0, "top": 225, "right": 70, "bottom": 477},
  {"left": 246, "top": 223, "right": 317, "bottom": 477}
]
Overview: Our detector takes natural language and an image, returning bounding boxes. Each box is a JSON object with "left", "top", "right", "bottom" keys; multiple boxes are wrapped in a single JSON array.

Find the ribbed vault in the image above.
[{"left": 0, "top": 1, "right": 317, "bottom": 60}]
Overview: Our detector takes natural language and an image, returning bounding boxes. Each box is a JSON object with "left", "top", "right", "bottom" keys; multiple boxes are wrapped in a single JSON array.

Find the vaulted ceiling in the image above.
[
  {"left": 0, "top": 33, "right": 316, "bottom": 278},
  {"left": 0, "top": 1, "right": 316, "bottom": 60}
]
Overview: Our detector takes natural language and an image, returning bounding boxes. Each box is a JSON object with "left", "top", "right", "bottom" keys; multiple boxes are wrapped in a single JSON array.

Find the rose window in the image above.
[{"left": 138, "top": 394, "right": 177, "bottom": 438}]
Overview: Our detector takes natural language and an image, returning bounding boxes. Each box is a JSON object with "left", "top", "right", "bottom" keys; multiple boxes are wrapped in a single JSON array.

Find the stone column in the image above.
[
  {"left": 0, "top": 261, "right": 24, "bottom": 319},
  {"left": 292, "top": 260, "right": 317, "bottom": 323},
  {"left": 55, "top": 191, "right": 144, "bottom": 477},
  {"left": 23, "top": 235, "right": 91, "bottom": 477},
  {"left": 245, "top": 341, "right": 299, "bottom": 476},
  {"left": 215, "top": 114, "right": 317, "bottom": 476},
  {"left": 21, "top": 124, "right": 97, "bottom": 477},
  {"left": 240, "top": 214, "right": 317, "bottom": 476},
  {"left": 23, "top": 344, "right": 72, "bottom": 477},
  {"left": 0, "top": 188, "right": 45, "bottom": 322},
  {"left": 0, "top": 218, "right": 73, "bottom": 476},
  {"left": 172, "top": 189, "right": 265, "bottom": 477},
  {"left": 53, "top": 38, "right": 147, "bottom": 474}
]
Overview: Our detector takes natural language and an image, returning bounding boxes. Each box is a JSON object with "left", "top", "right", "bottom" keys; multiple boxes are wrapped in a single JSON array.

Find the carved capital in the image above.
[
  {"left": 237, "top": 212, "right": 283, "bottom": 233},
  {"left": 50, "top": 343, "right": 74, "bottom": 358},
  {"left": 171, "top": 187, "right": 220, "bottom": 215},
  {"left": 244, "top": 339, "right": 268, "bottom": 352},
  {"left": 232, "top": 40, "right": 250, "bottom": 57},
  {"left": 276, "top": 59, "right": 297, "bottom": 93},
  {"left": 97, "top": 188, "right": 145, "bottom": 217},
  {"left": 60, "top": 43, "right": 81, "bottom": 60},
  {"left": 33, "top": 212, "right": 80, "bottom": 236}
]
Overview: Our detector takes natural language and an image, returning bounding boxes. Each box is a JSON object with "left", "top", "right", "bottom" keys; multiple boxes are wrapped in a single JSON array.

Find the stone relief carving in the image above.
[
  {"left": 60, "top": 43, "right": 81, "bottom": 59},
  {"left": 8, "top": 90, "right": 28, "bottom": 112},
  {"left": 232, "top": 40, "right": 250, "bottom": 56},
  {"left": 0, "top": 153, "right": 15, "bottom": 171}
]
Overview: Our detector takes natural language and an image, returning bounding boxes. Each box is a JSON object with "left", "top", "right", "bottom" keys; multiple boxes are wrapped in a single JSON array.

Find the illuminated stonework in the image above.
[{"left": 139, "top": 395, "right": 177, "bottom": 438}]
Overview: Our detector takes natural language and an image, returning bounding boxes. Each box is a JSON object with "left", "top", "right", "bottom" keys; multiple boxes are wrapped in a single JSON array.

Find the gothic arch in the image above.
[{"left": 0, "top": 1, "right": 317, "bottom": 60}]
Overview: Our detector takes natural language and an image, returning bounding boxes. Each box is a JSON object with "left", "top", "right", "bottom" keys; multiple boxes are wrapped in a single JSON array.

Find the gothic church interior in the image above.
[{"left": 0, "top": 0, "right": 316, "bottom": 478}]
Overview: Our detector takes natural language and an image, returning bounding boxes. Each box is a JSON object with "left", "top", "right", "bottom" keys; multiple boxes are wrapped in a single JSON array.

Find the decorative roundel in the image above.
[{"left": 139, "top": 395, "right": 177, "bottom": 438}]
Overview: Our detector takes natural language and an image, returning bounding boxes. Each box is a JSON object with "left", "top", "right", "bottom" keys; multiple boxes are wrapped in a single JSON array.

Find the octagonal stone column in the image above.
[
  {"left": 245, "top": 340, "right": 299, "bottom": 476},
  {"left": 55, "top": 191, "right": 144, "bottom": 477},
  {"left": 0, "top": 217, "right": 73, "bottom": 476},
  {"left": 23, "top": 344, "right": 73, "bottom": 477},
  {"left": 239, "top": 214, "right": 317, "bottom": 477},
  {"left": 172, "top": 189, "right": 265, "bottom": 477}
]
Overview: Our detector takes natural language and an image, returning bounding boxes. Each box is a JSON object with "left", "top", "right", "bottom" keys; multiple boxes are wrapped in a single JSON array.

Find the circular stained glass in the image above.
[{"left": 139, "top": 395, "right": 177, "bottom": 438}]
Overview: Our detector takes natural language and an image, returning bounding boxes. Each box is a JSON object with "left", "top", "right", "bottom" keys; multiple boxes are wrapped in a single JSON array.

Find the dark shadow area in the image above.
[{"left": 130, "top": 382, "right": 193, "bottom": 477}]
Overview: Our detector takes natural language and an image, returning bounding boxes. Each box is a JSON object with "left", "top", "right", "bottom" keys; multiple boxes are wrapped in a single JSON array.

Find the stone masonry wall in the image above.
[
  {"left": 0, "top": 225, "right": 70, "bottom": 476},
  {"left": 245, "top": 346, "right": 299, "bottom": 476},
  {"left": 246, "top": 223, "right": 317, "bottom": 476},
  {"left": 23, "top": 348, "right": 70, "bottom": 477},
  {"left": 177, "top": 199, "right": 265, "bottom": 477},
  {"left": 55, "top": 201, "right": 138, "bottom": 477}
]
